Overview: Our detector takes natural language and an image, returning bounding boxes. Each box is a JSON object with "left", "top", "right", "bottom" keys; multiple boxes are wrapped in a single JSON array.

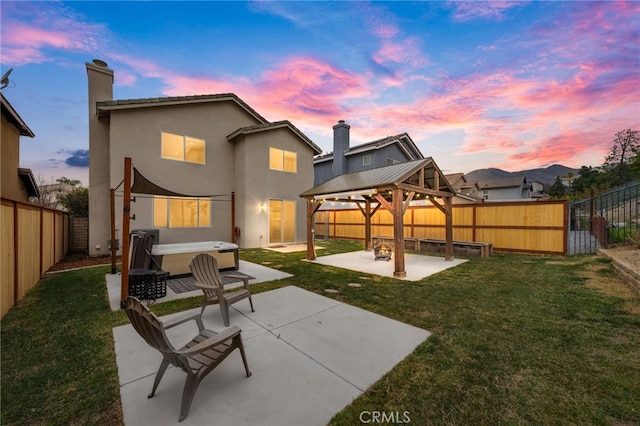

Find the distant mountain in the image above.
[{"left": 465, "top": 164, "right": 578, "bottom": 186}]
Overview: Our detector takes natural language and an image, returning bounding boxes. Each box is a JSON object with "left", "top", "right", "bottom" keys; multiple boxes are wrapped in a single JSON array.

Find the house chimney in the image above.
[
  {"left": 332, "top": 120, "right": 350, "bottom": 177},
  {"left": 86, "top": 59, "right": 114, "bottom": 256}
]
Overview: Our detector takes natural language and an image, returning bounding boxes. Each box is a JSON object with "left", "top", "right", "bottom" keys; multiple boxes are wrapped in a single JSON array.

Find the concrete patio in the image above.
[
  {"left": 113, "top": 285, "right": 430, "bottom": 425},
  {"left": 308, "top": 250, "right": 468, "bottom": 281}
]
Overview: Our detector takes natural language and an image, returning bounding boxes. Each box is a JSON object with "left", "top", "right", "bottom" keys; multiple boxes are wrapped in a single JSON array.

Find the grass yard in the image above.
[{"left": 1, "top": 240, "right": 639, "bottom": 425}]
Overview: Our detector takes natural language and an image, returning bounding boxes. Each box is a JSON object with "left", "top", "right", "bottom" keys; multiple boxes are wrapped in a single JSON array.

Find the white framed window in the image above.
[
  {"left": 269, "top": 147, "right": 297, "bottom": 173},
  {"left": 362, "top": 154, "right": 372, "bottom": 166},
  {"left": 161, "top": 132, "right": 205, "bottom": 164},
  {"left": 153, "top": 196, "right": 211, "bottom": 228}
]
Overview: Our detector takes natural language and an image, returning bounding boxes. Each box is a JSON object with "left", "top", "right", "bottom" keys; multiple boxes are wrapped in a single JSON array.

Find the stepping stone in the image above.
[
  {"left": 348, "top": 283, "right": 362, "bottom": 288},
  {"left": 324, "top": 289, "right": 339, "bottom": 294}
]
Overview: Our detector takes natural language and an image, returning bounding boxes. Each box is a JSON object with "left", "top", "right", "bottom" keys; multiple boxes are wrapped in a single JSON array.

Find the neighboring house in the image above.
[
  {"left": 529, "top": 180, "right": 546, "bottom": 199},
  {"left": 87, "top": 60, "right": 321, "bottom": 256},
  {"left": 444, "top": 173, "right": 482, "bottom": 204},
  {"left": 34, "top": 182, "right": 75, "bottom": 210},
  {"left": 1, "top": 93, "right": 39, "bottom": 201},
  {"left": 480, "top": 177, "right": 533, "bottom": 201},
  {"left": 460, "top": 179, "right": 481, "bottom": 199},
  {"left": 314, "top": 120, "right": 424, "bottom": 185}
]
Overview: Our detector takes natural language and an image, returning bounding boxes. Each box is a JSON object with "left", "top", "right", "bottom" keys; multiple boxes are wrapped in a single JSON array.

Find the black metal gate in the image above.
[{"left": 568, "top": 181, "right": 640, "bottom": 254}]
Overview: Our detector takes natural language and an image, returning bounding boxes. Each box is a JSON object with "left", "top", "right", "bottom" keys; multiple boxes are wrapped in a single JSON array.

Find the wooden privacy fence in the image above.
[
  {"left": 315, "top": 200, "right": 567, "bottom": 255},
  {"left": 1, "top": 197, "right": 69, "bottom": 318}
]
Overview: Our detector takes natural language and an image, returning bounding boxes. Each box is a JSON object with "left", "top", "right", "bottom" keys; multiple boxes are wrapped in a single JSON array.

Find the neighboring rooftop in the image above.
[
  {"left": 1, "top": 93, "right": 35, "bottom": 137},
  {"left": 314, "top": 133, "right": 423, "bottom": 163}
]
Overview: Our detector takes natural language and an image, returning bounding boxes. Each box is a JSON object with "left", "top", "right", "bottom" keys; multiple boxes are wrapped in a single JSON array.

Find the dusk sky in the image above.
[{"left": 2, "top": 1, "right": 639, "bottom": 186}]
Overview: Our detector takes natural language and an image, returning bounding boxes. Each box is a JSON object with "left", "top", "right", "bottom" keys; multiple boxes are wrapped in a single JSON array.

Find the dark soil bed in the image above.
[{"left": 47, "top": 253, "right": 121, "bottom": 272}]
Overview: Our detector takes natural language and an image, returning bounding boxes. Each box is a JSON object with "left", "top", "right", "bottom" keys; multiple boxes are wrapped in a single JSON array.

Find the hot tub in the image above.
[{"left": 151, "top": 241, "right": 239, "bottom": 275}]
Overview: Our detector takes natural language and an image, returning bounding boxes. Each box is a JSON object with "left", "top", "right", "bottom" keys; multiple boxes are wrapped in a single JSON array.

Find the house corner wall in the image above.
[{"left": 1, "top": 116, "right": 23, "bottom": 200}]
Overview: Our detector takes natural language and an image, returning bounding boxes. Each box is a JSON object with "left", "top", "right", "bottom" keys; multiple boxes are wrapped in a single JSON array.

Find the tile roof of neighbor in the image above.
[
  {"left": 227, "top": 120, "right": 322, "bottom": 154},
  {"left": 1, "top": 93, "right": 35, "bottom": 137},
  {"left": 444, "top": 172, "right": 465, "bottom": 185},
  {"left": 480, "top": 176, "right": 527, "bottom": 189},
  {"left": 300, "top": 158, "right": 455, "bottom": 198},
  {"left": 96, "top": 93, "right": 269, "bottom": 124},
  {"left": 460, "top": 180, "right": 479, "bottom": 189},
  {"left": 314, "top": 133, "right": 423, "bottom": 162}
]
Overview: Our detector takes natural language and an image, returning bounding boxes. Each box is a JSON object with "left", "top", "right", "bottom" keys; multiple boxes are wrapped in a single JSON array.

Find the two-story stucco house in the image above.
[
  {"left": 87, "top": 60, "right": 320, "bottom": 256},
  {"left": 1, "top": 93, "right": 39, "bottom": 201},
  {"left": 480, "top": 176, "right": 533, "bottom": 201},
  {"left": 313, "top": 120, "right": 425, "bottom": 186}
]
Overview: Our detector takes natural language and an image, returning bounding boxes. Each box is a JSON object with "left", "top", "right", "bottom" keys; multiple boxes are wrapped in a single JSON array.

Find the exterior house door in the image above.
[{"left": 269, "top": 199, "right": 296, "bottom": 245}]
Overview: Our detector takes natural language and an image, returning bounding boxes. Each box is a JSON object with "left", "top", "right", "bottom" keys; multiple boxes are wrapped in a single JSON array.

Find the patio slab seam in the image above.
[{"left": 235, "top": 301, "right": 367, "bottom": 392}]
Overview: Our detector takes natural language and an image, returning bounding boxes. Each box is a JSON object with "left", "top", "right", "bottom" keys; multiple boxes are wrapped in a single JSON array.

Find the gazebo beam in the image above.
[{"left": 397, "top": 183, "right": 452, "bottom": 198}]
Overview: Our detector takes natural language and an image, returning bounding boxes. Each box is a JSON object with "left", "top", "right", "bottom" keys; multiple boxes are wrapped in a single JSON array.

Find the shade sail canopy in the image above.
[{"left": 130, "top": 167, "right": 224, "bottom": 198}]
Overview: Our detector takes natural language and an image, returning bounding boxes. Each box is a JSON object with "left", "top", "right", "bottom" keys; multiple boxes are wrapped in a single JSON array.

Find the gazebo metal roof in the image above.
[{"left": 300, "top": 158, "right": 455, "bottom": 200}]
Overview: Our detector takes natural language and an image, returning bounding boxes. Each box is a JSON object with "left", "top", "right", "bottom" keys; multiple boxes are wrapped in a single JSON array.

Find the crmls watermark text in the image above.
[{"left": 359, "top": 411, "right": 411, "bottom": 424}]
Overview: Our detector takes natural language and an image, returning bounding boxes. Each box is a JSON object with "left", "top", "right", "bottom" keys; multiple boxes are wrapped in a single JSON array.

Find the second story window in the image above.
[
  {"left": 161, "top": 132, "right": 205, "bottom": 164},
  {"left": 362, "top": 154, "right": 372, "bottom": 166},
  {"left": 269, "top": 147, "right": 297, "bottom": 173}
]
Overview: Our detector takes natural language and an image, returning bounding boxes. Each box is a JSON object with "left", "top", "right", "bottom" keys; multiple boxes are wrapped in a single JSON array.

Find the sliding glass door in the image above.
[{"left": 269, "top": 200, "right": 296, "bottom": 245}]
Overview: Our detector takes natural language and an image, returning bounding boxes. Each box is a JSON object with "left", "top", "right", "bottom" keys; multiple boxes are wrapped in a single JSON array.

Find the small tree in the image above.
[
  {"left": 548, "top": 176, "right": 567, "bottom": 199},
  {"left": 569, "top": 166, "right": 603, "bottom": 197},
  {"left": 30, "top": 174, "right": 59, "bottom": 208},
  {"left": 58, "top": 187, "right": 89, "bottom": 217},
  {"left": 603, "top": 129, "right": 640, "bottom": 186},
  {"left": 56, "top": 177, "right": 82, "bottom": 187}
]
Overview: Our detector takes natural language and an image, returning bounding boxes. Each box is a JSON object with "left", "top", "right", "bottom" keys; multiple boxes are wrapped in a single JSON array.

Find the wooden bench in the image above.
[
  {"left": 372, "top": 236, "right": 492, "bottom": 258},
  {"left": 418, "top": 239, "right": 492, "bottom": 258}
]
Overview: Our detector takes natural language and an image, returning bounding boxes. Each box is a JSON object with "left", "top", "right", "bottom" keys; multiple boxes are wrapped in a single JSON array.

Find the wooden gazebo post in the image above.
[
  {"left": 120, "top": 157, "right": 132, "bottom": 308},
  {"left": 355, "top": 199, "right": 380, "bottom": 251},
  {"left": 306, "top": 198, "right": 323, "bottom": 260},
  {"left": 392, "top": 187, "right": 406, "bottom": 278},
  {"left": 444, "top": 196, "right": 454, "bottom": 260}
]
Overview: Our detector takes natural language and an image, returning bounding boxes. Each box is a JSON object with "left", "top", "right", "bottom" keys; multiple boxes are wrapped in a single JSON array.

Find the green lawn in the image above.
[{"left": 1, "top": 240, "right": 639, "bottom": 425}]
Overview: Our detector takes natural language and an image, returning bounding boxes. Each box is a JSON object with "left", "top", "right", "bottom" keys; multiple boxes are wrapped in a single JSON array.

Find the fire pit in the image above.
[{"left": 374, "top": 244, "right": 392, "bottom": 261}]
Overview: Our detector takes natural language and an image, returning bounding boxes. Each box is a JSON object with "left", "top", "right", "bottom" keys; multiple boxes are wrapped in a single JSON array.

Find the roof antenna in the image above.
[{"left": 1, "top": 68, "right": 13, "bottom": 90}]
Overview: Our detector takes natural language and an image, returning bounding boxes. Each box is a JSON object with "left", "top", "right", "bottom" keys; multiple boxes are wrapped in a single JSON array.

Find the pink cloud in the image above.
[
  {"left": 0, "top": 3, "right": 104, "bottom": 66},
  {"left": 373, "top": 36, "right": 427, "bottom": 68},
  {"left": 499, "top": 129, "right": 613, "bottom": 169},
  {"left": 449, "top": 1, "right": 528, "bottom": 21},
  {"left": 251, "top": 57, "right": 371, "bottom": 121}
]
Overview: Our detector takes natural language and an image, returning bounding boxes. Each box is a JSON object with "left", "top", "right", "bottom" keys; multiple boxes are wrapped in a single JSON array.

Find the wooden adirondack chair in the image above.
[
  {"left": 124, "top": 296, "right": 251, "bottom": 422},
  {"left": 189, "top": 253, "right": 255, "bottom": 326}
]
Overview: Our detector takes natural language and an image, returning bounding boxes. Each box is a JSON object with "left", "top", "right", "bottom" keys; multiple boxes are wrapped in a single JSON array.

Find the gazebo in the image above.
[{"left": 300, "top": 158, "right": 456, "bottom": 278}]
